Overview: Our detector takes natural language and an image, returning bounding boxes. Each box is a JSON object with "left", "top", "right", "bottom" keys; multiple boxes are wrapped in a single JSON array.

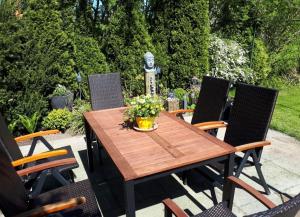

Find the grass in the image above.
[{"left": 270, "top": 85, "right": 300, "bottom": 140}]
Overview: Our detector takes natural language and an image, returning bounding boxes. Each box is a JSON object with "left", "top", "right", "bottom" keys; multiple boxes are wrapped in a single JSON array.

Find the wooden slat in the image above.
[
  {"left": 12, "top": 149, "right": 68, "bottom": 167},
  {"left": 84, "top": 108, "right": 235, "bottom": 181},
  {"left": 15, "top": 130, "right": 60, "bottom": 142},
  {"left": 17, "top": 158, "right": 77, "bottom": 177}
]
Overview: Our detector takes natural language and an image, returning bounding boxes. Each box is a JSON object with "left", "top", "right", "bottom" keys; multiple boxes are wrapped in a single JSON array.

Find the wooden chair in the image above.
[
  {"left": 0, "top": 143, "right": 101, "bottom": 217},
  {"left": 198, "top": 83, "right": 278, "bottom": 194},
  {"left": 0, "top": 113, "right": 79, "bottom": 197},
  {"left": 163, "top": 176, "right": 300, "bottom": 217},
  {"left": 170, "top": 76, "right": 231, "bottom": 133}
]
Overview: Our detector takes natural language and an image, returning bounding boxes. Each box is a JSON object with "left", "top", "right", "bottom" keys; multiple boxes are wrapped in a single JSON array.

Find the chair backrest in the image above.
[
  {"left": 191, "top": 76, "right": 231, "bottom": 125},
  {"left": 88, "top": 73, "right": 124, "bottom": 110},
  {"left": 0, "top": 113, "right": 23, "bottom": 161},
  {"left": 0, "top": 139, "right": 28, "bottom": 217},
  {"left": 224, "top": 83, "right": 278, "bottom": 147},
  {"left": 245, "top": 193, "right": 300, "bottom": 217}
]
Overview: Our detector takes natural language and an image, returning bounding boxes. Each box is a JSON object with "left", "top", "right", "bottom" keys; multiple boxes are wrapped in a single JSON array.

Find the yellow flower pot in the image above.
[{"left": 136, "top": 117, "right": 155, "bottom": 129}]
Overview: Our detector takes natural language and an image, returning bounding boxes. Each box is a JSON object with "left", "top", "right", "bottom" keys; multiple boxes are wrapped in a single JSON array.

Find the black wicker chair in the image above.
[
  {"left": 170, "top": 76, "right": 231, "bottom": 133},
  {"left": 88, "top": 72, "right": 124, "bottom": 110},
  {"left": 163, "top": 176, "right": 300, "bottom": 217},
  {"left": 198, "top": 83, "right": 278, "bottom": 195},
  {"left": 0, "top": 141, "right": 101, "bottom": 217},
  {"left": 88, "top": 72, "right": 124, "bottom": 164},
  {"left": 0, "top": 113, "right": 79, "bottom": 197}
]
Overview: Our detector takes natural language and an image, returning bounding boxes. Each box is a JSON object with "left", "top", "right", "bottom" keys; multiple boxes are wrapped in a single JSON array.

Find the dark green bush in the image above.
[{"left": 42, "top": 109, "right": 73, "bottom": 131}]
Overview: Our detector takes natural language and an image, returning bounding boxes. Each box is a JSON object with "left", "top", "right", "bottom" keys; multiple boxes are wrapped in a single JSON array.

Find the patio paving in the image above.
[{"left": 6, "top": 118, "right": 300, "bottom": 217}]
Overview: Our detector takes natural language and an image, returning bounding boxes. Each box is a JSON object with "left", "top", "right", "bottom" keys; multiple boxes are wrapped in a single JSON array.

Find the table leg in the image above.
[
  {"left": 124, "top": 180, "right": 135, "bottom": 217},
  {"left": 84, "top": 119, "right": 94, "bottom": 172},
  {"left": 222, "top": 153, "right": 235, "bottom": 210}
]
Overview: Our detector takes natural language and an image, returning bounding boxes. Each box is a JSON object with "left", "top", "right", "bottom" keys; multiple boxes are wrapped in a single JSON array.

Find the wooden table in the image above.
[{"left": 84, "top": 107, "right": 235, "bottom": 217}]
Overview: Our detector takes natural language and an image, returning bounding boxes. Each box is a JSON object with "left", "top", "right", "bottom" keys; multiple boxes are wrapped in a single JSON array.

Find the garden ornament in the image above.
[{"left": 144, "top": 52, "right": 160, "bottom": 95}]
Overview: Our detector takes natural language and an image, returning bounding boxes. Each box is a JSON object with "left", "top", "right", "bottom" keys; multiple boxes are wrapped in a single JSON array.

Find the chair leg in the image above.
[
  {"left": 235, "top": 151, "right": 251, "bottom": 178},
  {"left": 30, "top": 170, "right": 48, "bottom": 197},
  {"left": 97, "top": 141, "right": 103, "bottom": 165},
  {"left": 252, "top": 152, "right": 271, "bottom": 195}
]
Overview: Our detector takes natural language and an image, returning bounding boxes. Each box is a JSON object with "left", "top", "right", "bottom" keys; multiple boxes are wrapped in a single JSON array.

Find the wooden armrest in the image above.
[
  {"left": 227, "top": 176, "right": 276, "bottom": 209},
  {"left": 12, "top": 149, "right": 68, "bottom": 167},
  {"left": 193, "top": 121, "right": 228, "bottom": 131},
  {"left": 14, "top": 197, "right": 86, "bottom": 217},
  {"left": 162, "top": 198, "right": 188, "bottom": 217},
  {"left": 169, "top": 109, "right": 194, "bottom": 115},
  {"left": 234, "top": 141, "right": 271, "bottom": 152},
  {"left": 17, "top": 158, "right": 77, "bottom": 177},
  {"left": 15, "top": 130, "right": 60, "bottom": 142}
]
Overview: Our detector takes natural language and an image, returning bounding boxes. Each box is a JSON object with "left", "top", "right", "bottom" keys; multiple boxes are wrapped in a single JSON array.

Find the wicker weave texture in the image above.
[
  {"left": 32, "top": 180, "right": 101, "bottom": 217},
  {"left": 224, "top": 83, "right": 278, "bottom": 147},
  {"left": 195, "top": 202, "right": 236, "bottom": 217},
  {"left": 88, "top": 73, "right": 124, "bottom": 110},
  {"left": 191, "top": 76, "right": 230, "bottom": 125},
  {"left": 245, "top": 194, "right": 300, "bottom": 217}
]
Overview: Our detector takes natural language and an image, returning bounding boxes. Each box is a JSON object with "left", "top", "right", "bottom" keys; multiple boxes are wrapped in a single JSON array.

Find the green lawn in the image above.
[{"left": 271, "top": 85, "right": 300, "bottom": 140}]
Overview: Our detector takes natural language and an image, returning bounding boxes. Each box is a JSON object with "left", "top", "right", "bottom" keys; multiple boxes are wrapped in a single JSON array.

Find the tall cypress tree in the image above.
[
  {"left": 103, "top": 0, "right": 155, "bottom": 96},
  {"left": 149, "top": 0, "right": 210, "bottom": 88}
]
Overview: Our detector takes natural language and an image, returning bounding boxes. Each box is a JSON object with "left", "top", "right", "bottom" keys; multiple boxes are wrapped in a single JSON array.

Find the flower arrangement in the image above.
[{"left": 124, "top": 95, "right": 164, "bottom": 129}]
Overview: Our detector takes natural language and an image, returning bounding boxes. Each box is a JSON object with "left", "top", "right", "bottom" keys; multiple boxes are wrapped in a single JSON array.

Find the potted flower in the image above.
[
  {"left": 50, "top": 84, "right": 73, "bottom": 110},
  {"left": 124, "top": 95, "right": 164, "bottom": 130}
]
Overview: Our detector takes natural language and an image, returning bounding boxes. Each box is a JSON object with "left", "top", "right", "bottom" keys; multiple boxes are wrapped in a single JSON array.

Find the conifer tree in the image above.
[
  {"left": 149, "top": 0, "right": 210, "bottom": 88},
  {"left": 103, "top": 0, "right": 155, "bottom": 96}
]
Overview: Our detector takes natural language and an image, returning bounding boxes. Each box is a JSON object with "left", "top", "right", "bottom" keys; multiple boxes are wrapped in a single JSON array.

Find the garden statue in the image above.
[{"left": 144, "top": 52, "right": 160, "bottom": 95}]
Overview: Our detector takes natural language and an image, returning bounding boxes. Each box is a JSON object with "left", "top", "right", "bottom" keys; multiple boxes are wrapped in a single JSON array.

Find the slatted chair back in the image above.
[
  {"left": 191, "top": 76, "right": 231, "bottom": 125},
  {"left": 88, "top": 73, "right": 124, "bottom": 110},
  {"left": 0, "top": 113, "right": 23, "bottom": 161},
  {"left": 0, "top": 139, "right": 28, "bottom": 217},
  {"left": 247, "top": 194, "right": 300, "bottom": 217},
  {"left": 224, "top": 83, "right": 278, "bottom": 147}
]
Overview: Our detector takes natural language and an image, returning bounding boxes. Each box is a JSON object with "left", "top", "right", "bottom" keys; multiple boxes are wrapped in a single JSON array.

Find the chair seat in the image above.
[
  {"left": 195, "top": 202, "right": 236, "bottom": 217},
  {"left": 31, "top": 180, "right": 101, "bottom": 216}
]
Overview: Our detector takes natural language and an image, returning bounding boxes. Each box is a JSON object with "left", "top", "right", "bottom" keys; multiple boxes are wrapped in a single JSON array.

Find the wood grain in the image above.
[{"left": 84, "top": 108, "right": 235, "bottom": 181}]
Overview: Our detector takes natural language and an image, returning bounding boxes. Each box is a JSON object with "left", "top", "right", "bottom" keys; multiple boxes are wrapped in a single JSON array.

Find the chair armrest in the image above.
[
  {"left": 227, "top": 176, "right": 276, "bottom": 209},
  {"left": 17, "top": 158, "right": 77, "bottom": 177},
  {"left": 234, "top": 141, "right": 271, "bottom": 152},
  {"left": 169, "top": 109, "right": 194, "bottom": 115},
  {"left": 13, "top": 197, "right": 86, "bottom": 217},
  {"left": 15, "top": 130, "right": 60, "bottom": 142},
  {"left": 162, "top": 198, "right": 188, "bottom": 217},
  {"left": 12, "top": 149, "right": 68, "bottom": 167},
  {"left": 193, "top": 121, "right": 228, "bottom": 131}
]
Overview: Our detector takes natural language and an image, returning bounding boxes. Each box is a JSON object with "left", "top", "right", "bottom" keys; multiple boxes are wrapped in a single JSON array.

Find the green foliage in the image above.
[
  {"left": 124, "top": 95, "right": 164, "bottom": 122},
  {"left": 18, "top": 112, "right": 40, "bottom": 133},
  {"left": 271, "top": 37, "right": 300, "bottom": 78},
  {"left": 149, "top": 0, "right": 210, "bottom": 88},
  {"left": 69, "top": 99, "right": 91, "bottom": 135},
  {"left": 42, "top": 109, "right": 73, "bottom": 131},
  {"left": 50, "top": 84, "right": 72, "bottom": 97},
  {"left": 174, "top": 88, "right": 187, "bottom": 101},
  {"left": 251, "top": 38, "right": 271, "bottom": 83},
  {"left": 102, "top": 1, "right": 155, "bottom": 96}
]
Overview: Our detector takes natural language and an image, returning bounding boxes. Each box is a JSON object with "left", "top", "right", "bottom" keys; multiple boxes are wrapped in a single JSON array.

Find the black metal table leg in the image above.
[
  {"left": 84, "top": 119, "right": 94, "bottom": 172},
  {"left": 124, "top": 180, "right": 135, "bottom": 217},
  {"left": 223, "top": 153, "right": 235, "bottom": 210}
]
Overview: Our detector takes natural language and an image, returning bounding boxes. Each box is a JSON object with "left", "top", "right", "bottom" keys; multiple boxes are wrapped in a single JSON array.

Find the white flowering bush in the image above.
[{"left": 209, "top": 35, "right": 254, "bottom": 83}]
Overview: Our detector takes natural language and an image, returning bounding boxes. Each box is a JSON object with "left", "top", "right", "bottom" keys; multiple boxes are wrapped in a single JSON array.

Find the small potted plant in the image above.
[
  {"left": 124, "top": 95, "right": 164, "bottom": 130},
  {"left": 50, "top": 84, "right": 73, "bottom": 110}
]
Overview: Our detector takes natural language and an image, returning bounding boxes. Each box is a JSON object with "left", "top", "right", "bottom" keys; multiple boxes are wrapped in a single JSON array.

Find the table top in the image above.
[{"left": 84, "top": 107, "right": 235, "bottom": 181}]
